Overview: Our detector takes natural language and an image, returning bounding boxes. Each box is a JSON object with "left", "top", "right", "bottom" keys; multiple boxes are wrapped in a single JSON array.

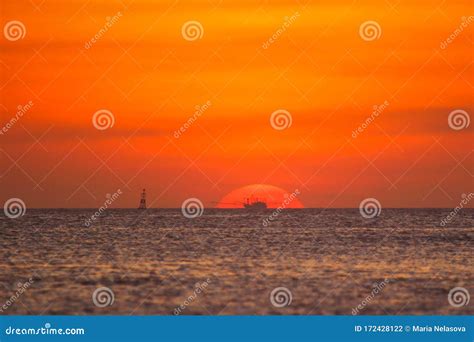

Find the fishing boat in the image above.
[{"left": 243, "top": 197, "right": 267, "bottom": 209}]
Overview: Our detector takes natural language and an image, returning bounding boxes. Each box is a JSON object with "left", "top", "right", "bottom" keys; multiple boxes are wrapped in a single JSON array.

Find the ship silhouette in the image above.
[
  {"left": 216, "top": 196, "right": 270, "bottom": 209},
  {"left": 243, "top": 197, "right": 267, "bottom": 209}
]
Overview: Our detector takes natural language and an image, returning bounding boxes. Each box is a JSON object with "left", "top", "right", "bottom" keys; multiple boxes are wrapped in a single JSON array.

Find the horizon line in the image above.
[{"left": 16, "top": 207, "right": 473, "bottom": 210}]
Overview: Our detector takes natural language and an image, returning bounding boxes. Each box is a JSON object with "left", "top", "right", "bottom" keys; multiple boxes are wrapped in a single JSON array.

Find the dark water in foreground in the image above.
[{"left": 1, "top": 209, "right": 473, "bottom": 315}]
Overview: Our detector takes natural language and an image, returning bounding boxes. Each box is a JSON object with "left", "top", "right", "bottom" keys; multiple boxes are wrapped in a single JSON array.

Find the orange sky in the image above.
[{"left": 0, "top": 0, "right": 472, "bottom": 208}]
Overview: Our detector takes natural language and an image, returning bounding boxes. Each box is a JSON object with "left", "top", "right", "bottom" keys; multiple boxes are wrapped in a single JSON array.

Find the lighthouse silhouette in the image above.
[{"left": 138, "top": 189, "right": 147, "bottom": 209}]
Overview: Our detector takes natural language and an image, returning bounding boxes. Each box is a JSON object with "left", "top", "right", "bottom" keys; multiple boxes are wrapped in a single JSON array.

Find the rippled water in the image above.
[{"left": 1, "top": 209, "right": 473, "bottom": 315}]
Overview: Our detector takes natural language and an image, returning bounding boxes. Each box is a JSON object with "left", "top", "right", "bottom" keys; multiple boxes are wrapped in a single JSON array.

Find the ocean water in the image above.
[{"left": 1, "top": 208, "right": 473, "bottom": 315}]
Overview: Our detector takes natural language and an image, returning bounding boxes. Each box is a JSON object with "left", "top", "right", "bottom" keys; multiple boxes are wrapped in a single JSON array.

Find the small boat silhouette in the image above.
[
  {"left": 213, "top": 196, "right": 276, "bottom": 209},
  {"left": 243, "top": 197, "right": 267, "bottom": 209}
]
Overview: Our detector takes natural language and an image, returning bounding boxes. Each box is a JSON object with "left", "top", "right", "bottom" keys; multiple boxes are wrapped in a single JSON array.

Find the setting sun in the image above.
[{"left": 216, "top": 184, "right": 304, "bottom": 208}]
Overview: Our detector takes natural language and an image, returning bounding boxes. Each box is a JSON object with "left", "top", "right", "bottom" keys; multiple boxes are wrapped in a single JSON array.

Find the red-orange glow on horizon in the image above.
[{"left": 217, "top": 184, "right": 304, "bottom": 209}]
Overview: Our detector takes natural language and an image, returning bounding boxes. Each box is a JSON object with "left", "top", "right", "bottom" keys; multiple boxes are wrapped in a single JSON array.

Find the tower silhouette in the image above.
[{"left": 138, "top": 189, "right": 147, "bottom": 209}]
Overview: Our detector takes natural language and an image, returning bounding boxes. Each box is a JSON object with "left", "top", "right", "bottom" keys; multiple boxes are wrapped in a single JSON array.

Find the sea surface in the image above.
[{"left": 1, "top": 209, "right": 473, "bottom": 315}]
